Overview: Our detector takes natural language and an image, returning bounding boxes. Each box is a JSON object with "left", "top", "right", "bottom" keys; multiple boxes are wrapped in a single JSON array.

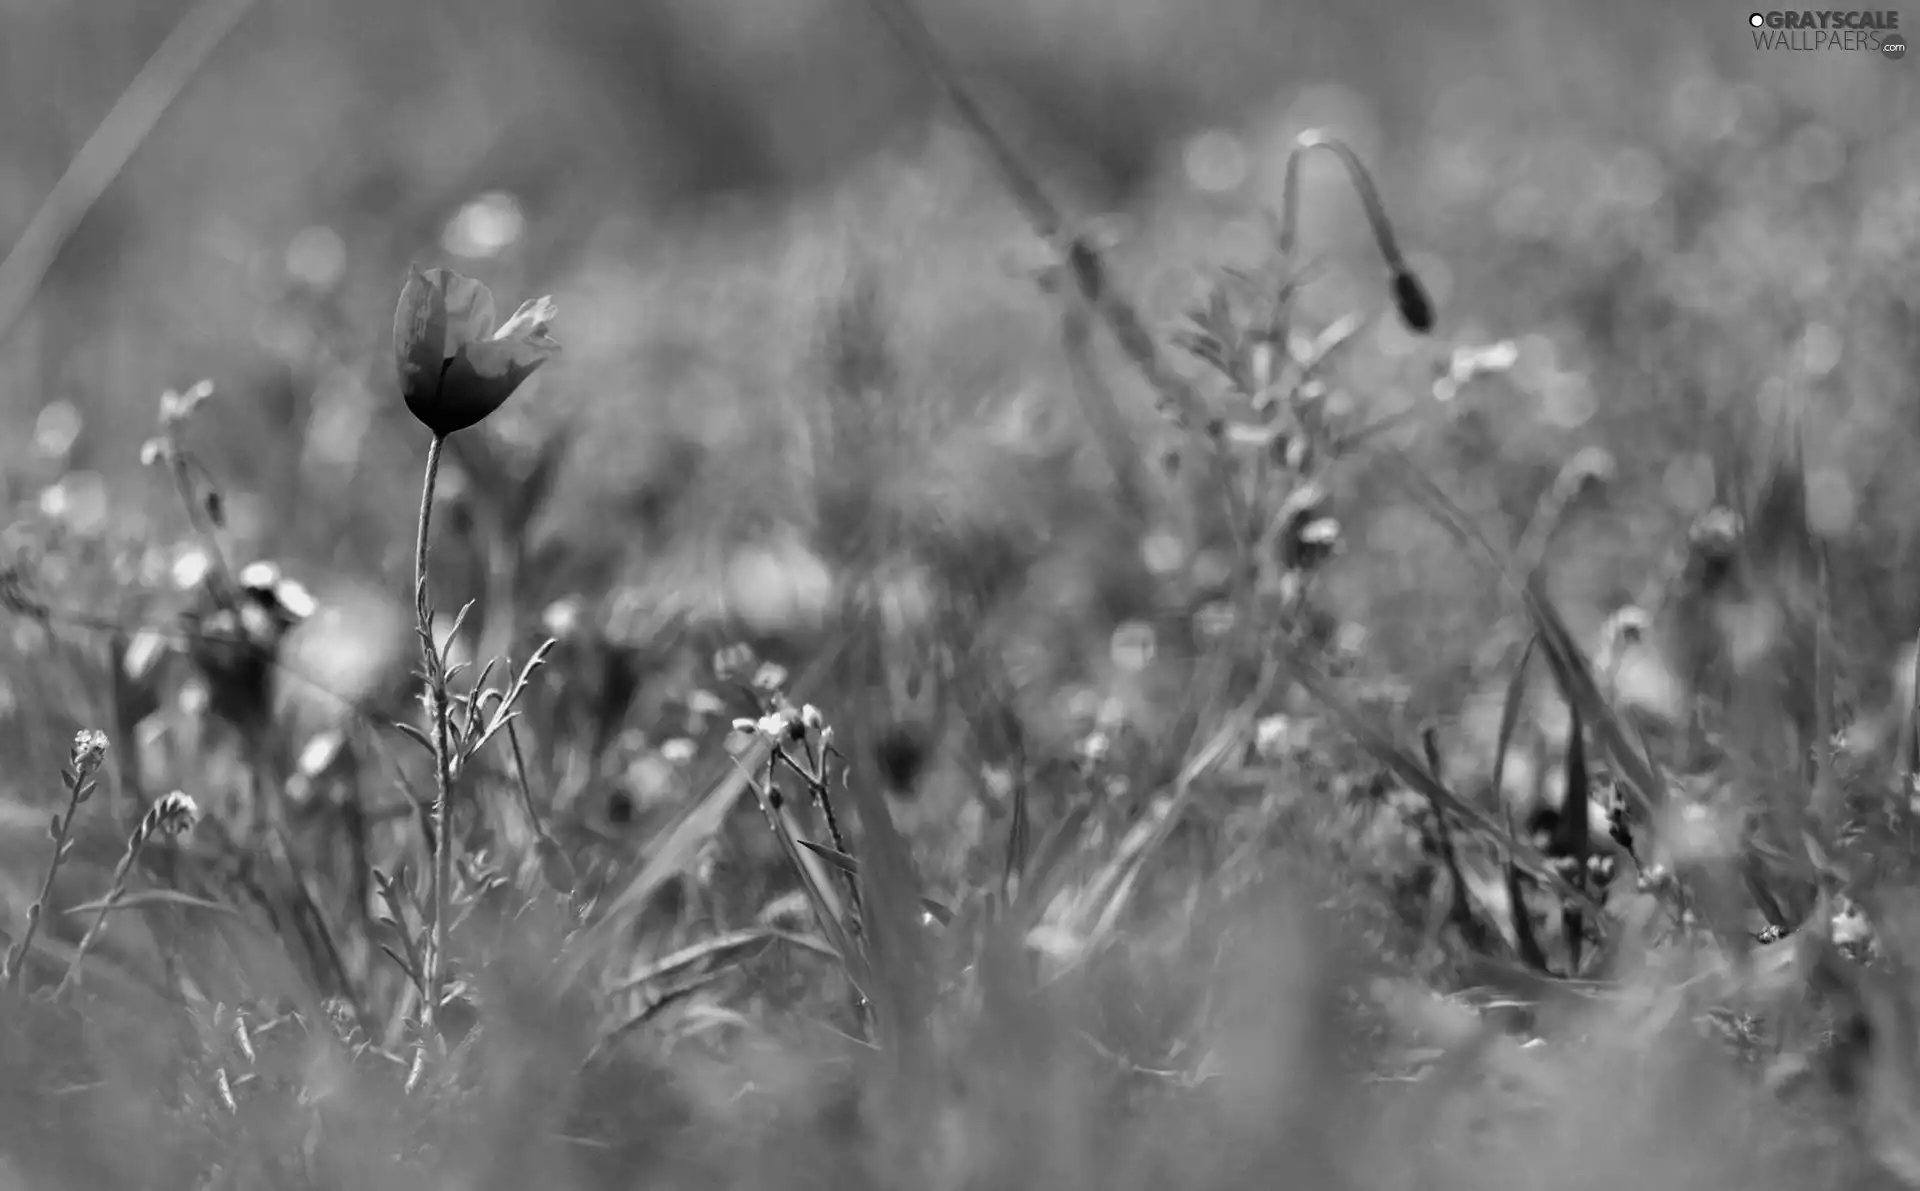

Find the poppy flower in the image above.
[{"left": 392, "top": 264, "right": 560, "bottom": 436}]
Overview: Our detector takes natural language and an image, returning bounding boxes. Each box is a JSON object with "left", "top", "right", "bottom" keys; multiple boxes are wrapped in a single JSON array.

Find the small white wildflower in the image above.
[
  {"left": 158, "top": 381, "right": 214, "bottom": 430},
  {"left": 69, "top": 729, "right": 110, "bottom": 773},
  {"left": 751, "top": 662, "right": 789, "bottom": 693},
  {"left": 1447, "top": 339, "right": 1519, "bottom": 385},
  {"left": 171, "top": 548, "right": 211, "bottom": 590},
  {"left": 541, "top": 598, "right": 583, "bottom": 639},
  {"left": 753, "top": 709, "right": 801, "bottom": 741},
  {"left": 659, "top": 737, "right": 697, "bottom": 765},
  {"left": 1297, "top": 517, "right": 1341, "bottom": 545},
  {"left": 153, "top": 790, "right": 199, "bottom": 835},
  {"left": 273, "top": 577, "right": 317, "bottom": 620},
  {"left": 1254, "top": 714, "right": 1295, "bottom": 761}
]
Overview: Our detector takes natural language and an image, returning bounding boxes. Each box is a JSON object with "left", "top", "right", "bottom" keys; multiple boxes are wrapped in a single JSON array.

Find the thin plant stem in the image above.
[
  {"left": 166, "top": 450, "right": 236, "bottom": 604},
  {"left": 1905, "top": 624, "right": 1920, "bottom": 790},
  {"left": 7, "top": 773, "right": 87, "bottom": 997},
  {"left": 55, "top": 792, "right": 195, "bottom": 999},
  {"left": 505, "top": 717, "right": 542, "bottom": 841},
  {"left": 413, "top": 433, "right": 457, "bottom": 1033},
  {"left": 857, "top": 0, "right": 1249, "bottom": 560}
]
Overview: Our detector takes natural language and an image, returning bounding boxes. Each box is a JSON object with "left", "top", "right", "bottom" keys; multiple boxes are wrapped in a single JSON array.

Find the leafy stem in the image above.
[{"left": 412, "top": 432, "right": 457, "bottom": 1035}]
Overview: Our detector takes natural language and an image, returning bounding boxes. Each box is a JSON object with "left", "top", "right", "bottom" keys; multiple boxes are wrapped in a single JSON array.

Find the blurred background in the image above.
[{"left": 3, "top": 0, "right": 1920, "bottom": 759}]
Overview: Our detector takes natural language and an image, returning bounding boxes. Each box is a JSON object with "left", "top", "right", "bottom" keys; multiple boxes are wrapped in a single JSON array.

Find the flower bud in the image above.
[
  {"left": 1280, "top": 131, "right": 1437, "bottom": 335},
  {"left": 1390, "top": 267, "right": 1434, "bottom": 333}
]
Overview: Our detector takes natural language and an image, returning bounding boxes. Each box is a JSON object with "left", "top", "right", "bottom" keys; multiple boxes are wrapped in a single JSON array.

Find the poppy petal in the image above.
[
  {"left": 393, "top": 263, "right": 450, "bottom": 409},
  {"left": 424, "top": 351, "right": 540, "bottom": 435},
  {"left": 491, "top": 295, "right": 558, "bottom": 346},
  {"left": 432, "top": 268, "right": 498, "bottom": 351}
]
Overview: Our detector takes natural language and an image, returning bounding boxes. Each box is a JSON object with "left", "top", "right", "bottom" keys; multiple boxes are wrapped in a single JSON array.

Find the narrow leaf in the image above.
[
  {"left": 389, "top": 721, "right": 435, "bottom": 757},
  {"left": 606, "top": 929, "right": 783, "bottom": 998},
  {"left": 1422, "top": 726, "right": 1493, "bottom": 953},
  {"left": 63, "top": 890, "right": 236, "bottom": 916},
  {"left": 797, "top": 839, "right": 859, "bottom": 877},
  {"left": 1273, "top": 631, "right": 1597, "bottom": 909},
  {"left": 1556, "top": 695, "right": 1591, "bottom": 974},
  {"left": 1490, "top": 634, "right": 1539, "bottom": 811},
  {"left": 1503, "top": 807, "right": 1552, "bottom": 973},
  {"left": 379, "top": 943, "right": 424, "bottom": 988}
]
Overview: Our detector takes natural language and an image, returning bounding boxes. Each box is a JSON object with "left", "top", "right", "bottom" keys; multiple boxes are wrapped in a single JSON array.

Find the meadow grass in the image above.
[{"left": 4, "top": 4, "right": 1920, "bottom": 1189}]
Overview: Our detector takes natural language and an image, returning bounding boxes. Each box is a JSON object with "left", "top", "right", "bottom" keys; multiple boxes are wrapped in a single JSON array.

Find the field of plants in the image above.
[{"left": 2, "top": 0, "right": 1920, "bottom": 1187}]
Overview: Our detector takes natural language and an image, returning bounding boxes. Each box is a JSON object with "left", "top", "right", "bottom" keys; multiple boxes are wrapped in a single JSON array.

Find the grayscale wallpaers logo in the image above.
[{"left": 1748, "top": 10, "right": 1905, "bottom": 58}]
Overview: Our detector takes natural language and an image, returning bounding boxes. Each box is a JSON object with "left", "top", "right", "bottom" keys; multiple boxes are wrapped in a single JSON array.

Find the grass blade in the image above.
[
  {"left": 1555, "top": 695, "right": 1591, "bottom": 975},
  {"left": 1375, "top": 447, "right": 1667, "bottom": 818},
  {"left": 605, "top": 928, "right": 840, "bottom": 1000},
  {"left": 1272, "top": 631, "right": 1597, "bottom": 909},
  {"left": 560, "top": 636, "right": 851, "bottom": 983},
  {"left": 1503, "top": 802, "right": 1552, "bottom": 973},
  {"left": 63, "top": 889, "right": 236, "bottom": 917},
  {"left": 1490, "top": 634, "right": 1539, "bottom": 815},
  {"left": 1421, "top": 727, "right": 1495, "bottom": 954},
  {"left": 798, "top": 839, "right": 859, "bottom": 878}
]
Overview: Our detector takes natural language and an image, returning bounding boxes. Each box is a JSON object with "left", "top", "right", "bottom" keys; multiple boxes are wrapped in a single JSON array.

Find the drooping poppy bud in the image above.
[
  {"left": 1278, "top": 130, "right": 1438, "bottom": 335},
  {"left": 1390, "top": 267, "right": 1435, "bottom": 333},
  {"left": 392, "top": 264, "right": 560, "bottom": 436}
]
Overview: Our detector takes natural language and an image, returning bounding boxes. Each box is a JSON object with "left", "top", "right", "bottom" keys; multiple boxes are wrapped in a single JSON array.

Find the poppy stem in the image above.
[{"left": 412, "top": 432, "right": 456, "bottom": 1038}]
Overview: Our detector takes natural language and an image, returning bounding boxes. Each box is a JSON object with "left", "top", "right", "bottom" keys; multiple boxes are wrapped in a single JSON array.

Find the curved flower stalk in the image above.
[{"left": 391, "top": 264, "right": 560, "bottom": 1034}]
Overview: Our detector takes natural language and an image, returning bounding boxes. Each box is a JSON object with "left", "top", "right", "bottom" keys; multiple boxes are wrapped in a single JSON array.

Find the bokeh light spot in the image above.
[
  {"left": 1799, "top": 322, "right": 1842, "bottom": 377},
  {"left": 1661, "top": 452, "right": 1716, "bottom": 514},
  {"left": 1806, "top": 467, "right": 1856, "bottom": 537},
  {"left": 442, "top": 191, "right": 525, "bottom": 259},
  {"left": 285, "top": 226, "right": 346, "bottom": 290},
  {"left": 1184, "top": 129, "right": 1247, "bottom": 194},
  {"left": 33, "top": 401, "right": 82, "bottom": 459}
]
